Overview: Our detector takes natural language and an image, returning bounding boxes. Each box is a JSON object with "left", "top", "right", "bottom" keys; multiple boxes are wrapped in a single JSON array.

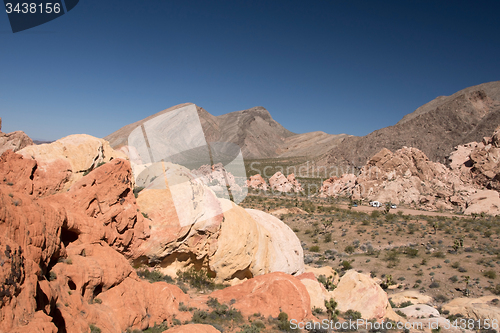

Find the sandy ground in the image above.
[{"left": 337, "top": 203, "right": 462, "bottom": 218}]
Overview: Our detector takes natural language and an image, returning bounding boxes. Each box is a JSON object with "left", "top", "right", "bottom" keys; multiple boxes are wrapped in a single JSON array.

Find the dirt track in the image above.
[{"left": 337, "top": 204, "right": 463, "bottom": 218}]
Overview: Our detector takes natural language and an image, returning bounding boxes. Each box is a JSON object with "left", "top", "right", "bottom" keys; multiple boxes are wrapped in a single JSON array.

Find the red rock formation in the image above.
[{"left": 208, "top": 272, "right": 313, "bottom": 321}]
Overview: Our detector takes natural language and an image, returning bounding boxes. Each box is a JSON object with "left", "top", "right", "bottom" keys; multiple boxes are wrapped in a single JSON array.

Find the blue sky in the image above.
[{"left": 1, "top": 0, "right": 500, "bottom": 140}]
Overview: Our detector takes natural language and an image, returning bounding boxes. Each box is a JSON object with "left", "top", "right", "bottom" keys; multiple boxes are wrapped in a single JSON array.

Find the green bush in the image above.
[
  {"left": 309, "top": 245, "right": 320, "bottom": 252},
  {"left": 89, "top": 324, "right": 101, "bottom": 333},
  {"left": 344, "top": 245, "right": 355, "bottom": 254},
  {"left": 484, "top": 270, "right": 496, "bottom": 279},
  {"left": 399, "top": 301, "right": 413, "bottom": 308},
  {"left": 176, "top": 267, "right": 221, "bottom": 291},
  {"left": 341, "top": 260, "right": 352, "bottom": 270},
  {"left": 343, "top": 309, "right": 362, "bottom": 320},
  {"left": 142, "top": 321, "right": 169, "bottom": 333},
  {"left": 137, "top": 269, "right": 174, "bottom": 283},
  {"left": 133, "top": 186, "right": 145, "bottom": 198}
]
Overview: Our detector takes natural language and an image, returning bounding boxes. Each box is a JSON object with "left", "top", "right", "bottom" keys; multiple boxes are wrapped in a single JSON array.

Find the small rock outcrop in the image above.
[
  {"left": 246, "top": 174, "right": 268, "bottom": 191},
  {"left": 269, "top": 172, "right": 303, "bottom": 193},
  {"left": 18, "top": 134, "right": 126, "bottom": 192},
  {"left": 0, "top": 117, "right": 34, "bottom": 155}
]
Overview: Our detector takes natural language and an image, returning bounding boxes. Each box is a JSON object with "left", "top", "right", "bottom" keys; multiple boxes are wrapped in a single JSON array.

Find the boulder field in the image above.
[
  {"left": 0, "top": 135, "right": 314, "bottom": 332},
  {"left": 5, "top": 133, "right": 497, "bottom": 332},
  {"left": 319, "top": 126, "right": 500, "bottom": 215}
]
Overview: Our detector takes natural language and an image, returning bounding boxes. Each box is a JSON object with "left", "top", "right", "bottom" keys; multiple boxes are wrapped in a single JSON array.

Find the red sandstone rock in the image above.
[{"left": 208, "top": 272, "right": 313, "bottom": 321}]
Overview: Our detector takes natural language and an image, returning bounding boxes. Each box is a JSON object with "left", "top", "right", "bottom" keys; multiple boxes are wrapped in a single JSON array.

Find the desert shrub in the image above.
[
  {"left": 405, "top": 247, "right": 419, "bottom": 257},
  {"left": 384, "top": 249, "right": 400, "bottom": 268},
  {"left": 137, "top": 269, "right": 174, "bottom": 283},
  {"left": 343, "top": 309, "right": 362, "bottom": 320},
  {"left": 449, "top": 275, "right": 459, "bottom": 283},
  {"left": 89, "top": 324, "right": 101, "bottom": 333},
  {"left": 312, "top": 306, "right": 324, "bottom": 315},
  {"left": 451, "top": 262, "right": 460, "bottom": 269},
  {"left": 371, "top": 211, "right": 380, "bottom": 218},
  {"left": 309, "top": 245, "right": 320, "bottom": 252},
  {"left": 395, "top": 310, "right": 407, "bottom": 318},
  {"left": 458, "top": 267, "right": 467, "bottom": 273},
  {"left": 344, "top": 245, "right": 355, "bottom": 254},
  {"left": 142, "top": 321, "right": 169, "bottom": 333},
  {"left": 484, "top": 270, "right": 497, "bottom": 279},
  {"left": 341, "top": 260, "right": 352, "bottom": 270},
  {"left": 133, "top": 186, "right": 145, "bottom": 198},
  {"left": 399, "top": 301, "right": 413, "bottom": 308},
  {"left": 324, "top": 233, "right": 332, "bottom": 243},
  {"left": 238, "top": 323, "right": 262, "bottom": 333},
  {"left": 490, "top": 284, "right": 500, "bottom": 295},
  {"left": 275, "top": 312, "right": 298, "bottom": 332},
  {"left": 434, "top": 294, "right": 449, "bottom": 303},
  {"left": 429, "top": 281, "right": 440, "bottom": 288},
  {"left": 49, "top": 271, "right": 57, "bottom": 281},
  {"left": 176, "top": 267, "right": 222, "bottom": 291},
  {"left": 192, "top": 299, "right": 243, "bottom": 326},
  {"left": 432, "top": 251, "right": 446, "bottom": 258}
]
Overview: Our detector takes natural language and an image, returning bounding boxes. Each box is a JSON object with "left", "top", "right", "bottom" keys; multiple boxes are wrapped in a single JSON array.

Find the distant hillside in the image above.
[
  {"left": 314, "top": 81, "right": 500, "bottom": 169},
  {"left": 104, "top": 104, "right": 350, "bottom": 160}
]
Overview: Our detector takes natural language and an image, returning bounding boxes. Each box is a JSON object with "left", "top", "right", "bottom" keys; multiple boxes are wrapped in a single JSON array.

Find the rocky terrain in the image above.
[
  {"left": 314, "top": 81, "right": 500, "bottom": 169},
  {"left": 2, "top": 132, "right": 408, "bottom": 333},
  {"left": 316, "top": 125, "right": 500, "bottom": 216}
]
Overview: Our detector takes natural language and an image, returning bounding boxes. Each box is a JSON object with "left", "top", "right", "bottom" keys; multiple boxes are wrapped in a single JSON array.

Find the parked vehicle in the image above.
[
  {"left": 391, "top": 204, "right": 397, "bottom": 209},
  {"left": 369, "top": 201, "right": 381, "bottom": 207}
]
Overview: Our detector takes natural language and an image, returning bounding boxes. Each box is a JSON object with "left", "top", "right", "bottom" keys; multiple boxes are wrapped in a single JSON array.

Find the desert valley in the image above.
[{"left": 2, "top": 81, "right": 500, "bottom": 333}]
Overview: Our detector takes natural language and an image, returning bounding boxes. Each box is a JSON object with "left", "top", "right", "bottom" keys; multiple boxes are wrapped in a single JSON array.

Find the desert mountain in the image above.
[
  {"left": 104, "top": 104, "right": 350, "bottom": 160},
  {"left": 316, "top": 81, "right": 500, "bottom": 169}
]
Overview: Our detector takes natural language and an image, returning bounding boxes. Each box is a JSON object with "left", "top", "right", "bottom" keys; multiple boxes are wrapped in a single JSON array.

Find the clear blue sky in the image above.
[{"left": 1, "top": 0, "right": 500, "bottom": 140}]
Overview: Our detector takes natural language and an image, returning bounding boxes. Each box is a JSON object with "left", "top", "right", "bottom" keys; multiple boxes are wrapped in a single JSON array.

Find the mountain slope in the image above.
[
  {"left": 105, "top": 104, "right": 349, "bottom": 160},
  {"left": 315, "top": 81, "right": 500, "bottom": 169}
]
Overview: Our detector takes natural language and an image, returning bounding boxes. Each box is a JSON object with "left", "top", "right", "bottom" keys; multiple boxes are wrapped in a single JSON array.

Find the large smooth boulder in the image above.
[
  {"left": 208, "top": 272, "right": 313, "bottom": 321},
  {"left": 331, "top": 270, "right": 390, "bottom": 320},
  {"left": 464, "top": 189, "right": 500, "bottom": 215},
  {"left": 442, "top": 296, "right": 500, "bottom": 323}
]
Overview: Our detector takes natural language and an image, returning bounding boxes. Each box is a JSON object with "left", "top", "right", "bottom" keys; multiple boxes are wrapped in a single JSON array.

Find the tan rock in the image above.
[
  {"left": 246, "top": 209, "right": 304, "bottom": 275},
  {"left": 319, "top": 173, "right": 357, "bottom": 197},
  {"left": 442, "top": 296, "right": 500, "bottom": 323},
  {"left": 397, "top": 304, "right": 440, "bottom": 318},
  {"left": 464, "top": 189, "right": 500, "bottom": 215},
  {"left": 0, "top": 118, "right": 33, "bottom": 154},
  {"left": 269, "top": 172, "right": 302, "bottom": 193},
  {"left": 209, "top": 200, "right": 285, "bottom": 280},
  {"left": 389, "top": 290, "right": 433, "bottom": 307},
  {"left": 331, "top": 270, "right": 390, "bottom": 320},
  {"left": 19, "top": 134, "right": 125, "bottom": 191}
]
